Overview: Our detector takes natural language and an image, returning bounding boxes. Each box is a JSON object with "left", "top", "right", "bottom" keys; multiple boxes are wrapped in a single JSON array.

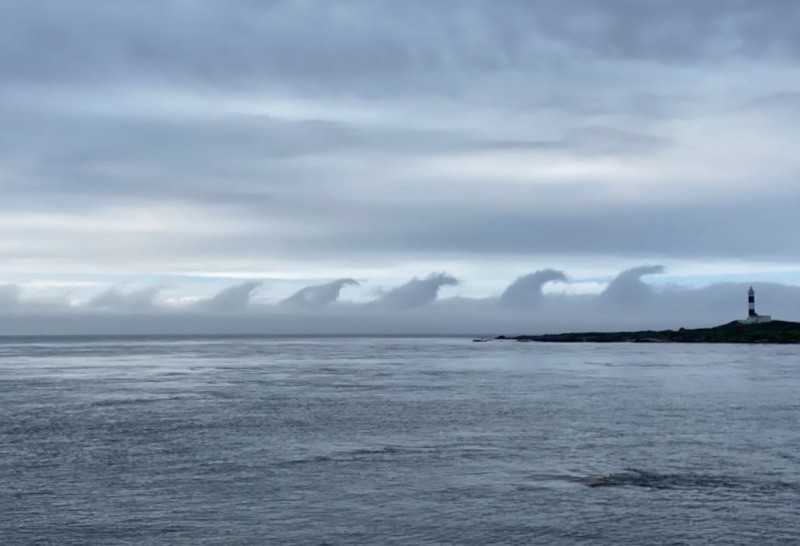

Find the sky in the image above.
[{"left": 2, "top": 0, "right": 800, "bottom": 334}]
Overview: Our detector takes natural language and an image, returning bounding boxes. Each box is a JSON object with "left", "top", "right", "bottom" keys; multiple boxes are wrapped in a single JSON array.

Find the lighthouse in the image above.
[{"left": 739, "top": 286, "right": 772, "bottom": 324}]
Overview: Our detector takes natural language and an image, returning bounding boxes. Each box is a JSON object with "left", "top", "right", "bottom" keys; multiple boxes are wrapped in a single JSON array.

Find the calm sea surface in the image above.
[{"left": 1, "top": 336, "right": 799, "bottom": 545}]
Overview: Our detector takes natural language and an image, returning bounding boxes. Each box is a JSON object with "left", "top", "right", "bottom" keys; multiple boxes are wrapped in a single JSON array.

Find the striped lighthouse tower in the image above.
[
  {"left": 748, "top": 286, "right": 756, "bottom": 318},
  {"left": 740, "top": 286, "right": 771, "bottom": 324}
]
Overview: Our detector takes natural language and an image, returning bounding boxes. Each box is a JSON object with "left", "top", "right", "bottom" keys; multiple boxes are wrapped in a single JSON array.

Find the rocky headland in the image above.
[{"left": 496, "top": 320, "right": 800, "bottom": 344}]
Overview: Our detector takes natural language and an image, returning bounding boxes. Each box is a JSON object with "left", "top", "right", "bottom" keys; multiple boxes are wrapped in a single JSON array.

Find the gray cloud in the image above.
[
  {"left": 0, "top": 284, "right": 20, "bottom": 310},
  {"left": 281, "top": 278, "right": 359, "bottom": 308},
  {"left": 1, "top": 269, "right": 799, "bottom": 335},
  {"left": 3, "top": 1, "right": 800, "bottom": 90},
  {"left": 1, "top": 279, "right": 798, "bottom": 336},
  {"left": 0, "top": 284, "right": 71, "bottom": 313},
  {"left": 86, "top": 286, "right": 162, "bottom": 312},
  {"left": 376, "top": 273, "right": 459, "bottom": 309},
  {"left": 1, "top": 1, "right": 799, "bottom": 315},
  {"left": 197, "top": 281, "right": 262, "bottom": 313},
  {"left": 521, "top": 0, "right": 800, "bottom": 61},
  {"left": 500, "top": 269, "right": 567, "bottom": 308},
  {"left": 306, "top": 184, "right": 800, "bottom": 262},
  {"left": 600, "top": 265, "right": 665, "bottom": 308}
]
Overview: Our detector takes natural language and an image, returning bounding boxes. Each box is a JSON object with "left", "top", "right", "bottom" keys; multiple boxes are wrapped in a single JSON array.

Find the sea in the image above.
[{"left": 1, "top": 336, "right": 799, "bottom": 545}]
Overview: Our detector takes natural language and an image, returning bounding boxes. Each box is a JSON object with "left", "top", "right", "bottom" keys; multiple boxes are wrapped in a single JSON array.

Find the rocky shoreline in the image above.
[{"left": 495, "top": 320, "right": 800, "bottom": 344}]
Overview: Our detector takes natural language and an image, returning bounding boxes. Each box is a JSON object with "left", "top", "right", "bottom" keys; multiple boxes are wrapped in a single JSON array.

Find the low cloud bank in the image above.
[
  {"left": 1, "top": 267, "right": 799, "bottom": 335},
  {"left": 0, "top": 285, "right": 20, "bottom": 309},
  {"left": 87, "top": 287, "right": 162, "bottom": 312}
]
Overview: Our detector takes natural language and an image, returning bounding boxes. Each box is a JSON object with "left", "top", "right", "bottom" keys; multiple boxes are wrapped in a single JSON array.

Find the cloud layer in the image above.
[
  {"left": 1, "top": 1, "right": 800, "bottom": 327},
  {"left": 1, "top": 267, "right": 799, "bottom": 335}
]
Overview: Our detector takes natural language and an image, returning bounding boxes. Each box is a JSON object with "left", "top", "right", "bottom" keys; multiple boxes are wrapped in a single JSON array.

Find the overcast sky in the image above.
[{"left": 2, "top": 1, "right": 800, "bottom": 333}]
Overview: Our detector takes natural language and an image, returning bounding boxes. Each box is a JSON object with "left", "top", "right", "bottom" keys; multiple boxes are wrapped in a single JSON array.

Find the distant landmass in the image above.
[{"left": 496, "top": 320, "right": 800, "bottom": 344}]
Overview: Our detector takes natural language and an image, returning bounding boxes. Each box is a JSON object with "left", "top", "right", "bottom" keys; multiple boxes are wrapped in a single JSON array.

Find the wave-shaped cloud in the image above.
[
  {"left": 281, "top": 278, "right": 359, "bottom": 308},
  {"left": 600, "top": 265, "right": 665, "bottom": 308},
  {"left": 197, "top": 281, "right": 261, "bottom": 313},
  {"left": 376, "top": 273, "right": 459, "bottom": 309},
  {"left": 500, "top": 269, "right": 567, "bottom": 308},
  {"left": 1, "top": 267, "right": 799, "bottom": 335}
]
